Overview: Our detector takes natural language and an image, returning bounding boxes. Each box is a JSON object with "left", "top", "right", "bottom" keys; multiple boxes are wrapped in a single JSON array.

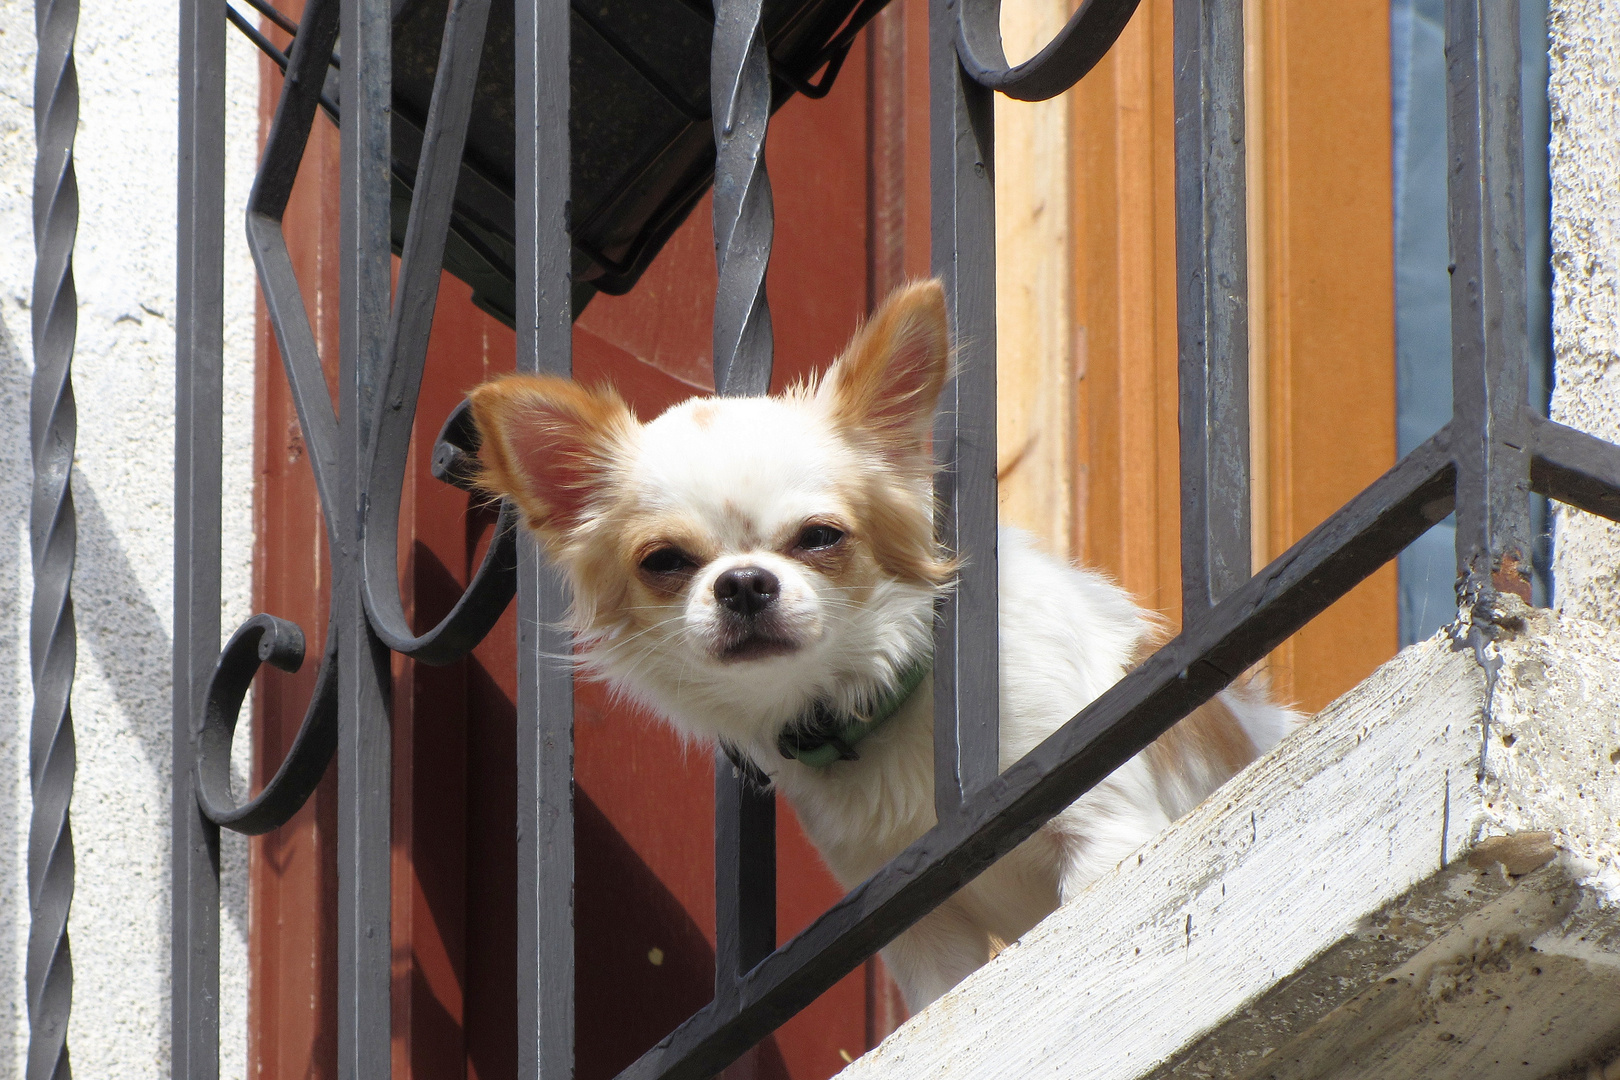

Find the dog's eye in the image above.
[
  {"left": 639, "top": 547, "right": 693, "bottom": 575},
  {"left": 796, "top": 524, "right": 845, "bottom": 551}
]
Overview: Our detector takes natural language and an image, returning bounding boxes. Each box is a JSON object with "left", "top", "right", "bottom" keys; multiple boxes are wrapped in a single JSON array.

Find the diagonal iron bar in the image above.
[{"left": 618, "top": 429, "right": 1457, "bottom": 1080}]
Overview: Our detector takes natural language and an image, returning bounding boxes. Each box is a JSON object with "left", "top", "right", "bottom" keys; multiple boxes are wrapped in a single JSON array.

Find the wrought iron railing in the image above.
[
  {"left": 29, "top": 0, "right": 80, "bottom": 1076},
  {"left": 23, "top": 0, "right": 1620, "bottom": 1077}
]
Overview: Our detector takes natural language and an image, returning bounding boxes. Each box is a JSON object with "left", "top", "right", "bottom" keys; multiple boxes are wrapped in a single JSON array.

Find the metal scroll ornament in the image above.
[{"left": 197, "top": 0, "right": 904, "bottom": 839}]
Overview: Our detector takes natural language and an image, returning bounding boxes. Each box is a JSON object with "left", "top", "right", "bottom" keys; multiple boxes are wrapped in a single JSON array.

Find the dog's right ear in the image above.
[{"left": 467, "top": 374, "right": 636, "bottom": 541}]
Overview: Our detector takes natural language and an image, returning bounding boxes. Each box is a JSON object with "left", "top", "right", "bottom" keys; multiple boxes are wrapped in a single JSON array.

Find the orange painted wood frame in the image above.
[
  {"left": 248, "top": 5, "right": 927, "bottom": 1077},
  {"left": 1069, "top": 0, "right": 1397, "bottom": 713},
  {"left": 1248, "top": 0, "right": 1399, "bottom": 712}
]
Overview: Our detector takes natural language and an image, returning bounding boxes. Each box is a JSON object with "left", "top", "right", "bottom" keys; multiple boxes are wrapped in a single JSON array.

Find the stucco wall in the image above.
[
  {"left": 0, "top": 2, "right": 258, "bottom": 1076},
  {"left": 1550, "top": 0, "right": 1620, "bottom": 622}
]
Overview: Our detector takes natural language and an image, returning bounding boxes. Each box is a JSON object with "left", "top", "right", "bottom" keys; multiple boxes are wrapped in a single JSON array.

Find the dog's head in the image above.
[{"left": 467, "top": 280, "right": 952, "bottom": 747}]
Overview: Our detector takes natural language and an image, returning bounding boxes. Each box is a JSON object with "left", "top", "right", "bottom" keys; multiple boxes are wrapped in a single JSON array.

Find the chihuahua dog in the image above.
[{"left": 469, "top": 280, "right": 1296, "bottom": 1011}]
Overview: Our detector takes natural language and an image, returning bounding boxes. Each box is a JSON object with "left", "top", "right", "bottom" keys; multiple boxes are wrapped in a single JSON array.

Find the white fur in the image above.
[
  {"left": 556, "top": 387, "right": 1298, "bottom": 1012},
  {"left": 578, "top": 394, "right": 941, "bottom": 744},
  {"left": 766, "top": 530, "right": 1295, "bottom": 1008}
]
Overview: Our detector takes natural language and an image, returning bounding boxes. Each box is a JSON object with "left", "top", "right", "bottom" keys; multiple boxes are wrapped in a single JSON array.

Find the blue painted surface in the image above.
[{"left": 1390, "top": 0, "right": 1554, "bottom": 645}]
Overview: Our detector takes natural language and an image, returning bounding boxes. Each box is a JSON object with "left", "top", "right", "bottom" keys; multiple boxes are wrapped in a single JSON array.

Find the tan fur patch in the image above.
[
  {"left": 565, "top": 530, "right": 636, "bottom": 631},
  {"left": 1129, "top": 632, "right": 1259, "bottom": 791},
  {"left": 853, "top": 478, "right": 955, "bottom": 587},
  {"left": 621, "top": 514, "right": 719, "bottom": 568},
  {"left": 1144, "top": 694, "right": 1258, "bottom": 788}
]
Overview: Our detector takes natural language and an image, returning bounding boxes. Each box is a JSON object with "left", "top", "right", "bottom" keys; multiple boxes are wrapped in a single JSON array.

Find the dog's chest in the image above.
[
  {"left": 771, "top": 689, "right": 939, "bottom": 888},
  {"left": 773, "top": 693, "right": 1063, "bottom": 942}
]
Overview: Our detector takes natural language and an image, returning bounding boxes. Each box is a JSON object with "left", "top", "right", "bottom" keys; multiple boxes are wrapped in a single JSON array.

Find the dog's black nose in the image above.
[{"left": 714, "top": 566, "right": 779, "bottom": 616}]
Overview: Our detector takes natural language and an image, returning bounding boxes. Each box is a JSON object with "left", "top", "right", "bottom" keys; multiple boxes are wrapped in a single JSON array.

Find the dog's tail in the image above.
[{"left": 1221, "top": 673, "right": 1302, "bottom": 756}]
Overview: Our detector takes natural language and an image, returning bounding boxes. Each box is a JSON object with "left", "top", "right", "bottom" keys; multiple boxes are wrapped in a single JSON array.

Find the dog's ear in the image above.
[
  {"left": 467, "top": 374, "right": 636, "bottom": 541},
  {"left": 819, "top": 279, "right": 949, "bottom": 467}
]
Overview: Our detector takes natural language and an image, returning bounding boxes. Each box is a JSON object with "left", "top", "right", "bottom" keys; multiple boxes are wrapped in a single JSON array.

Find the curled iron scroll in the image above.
[
  {"left": 358, "top": 0, "right": 520, "bottom": 666},
  {"left": 362, "top": 399, "right": 519, "bottom": 666},
  {"left": 191, "top": 0, "right": 343, "bottom": 839},
  {"left": 955, "top": 0, "right": 1142, "bottom": 102},
  {"left": 195, "top": 614, "right": 338, "bottom": 836}
]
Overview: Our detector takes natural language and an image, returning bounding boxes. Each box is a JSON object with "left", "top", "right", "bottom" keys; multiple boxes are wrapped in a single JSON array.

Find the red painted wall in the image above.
[{"left": 251, "top": 6, "right": 926, "bottom": 1076}]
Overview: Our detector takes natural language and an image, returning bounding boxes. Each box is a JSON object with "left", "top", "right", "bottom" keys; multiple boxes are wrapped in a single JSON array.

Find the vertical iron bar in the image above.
[
  {"left": 1446, "top": 0, "right": 1531, "bottom": 603},
  {"left": 337, "top": 0, "right": 393, "bottom": 1072},
  {"left": 172, "top": 0, "right": 225, "bottom": 1074},
  {"left": 31, "top": 0, "right": 82, "bottom": 1075},
  {"left": 863, "top": 6, "right": 907, "bottom": 1048},
  {"left": 1173, "top": 0, "right": 1251, "bottom": 621},
  {"left": 930, "top": 0, "right": 999, "bottom": 817},
  {"left": 514, "top": 0, "right": 575, "bottom": 1076},
  {"left": 713, "top": 757, "right": 776, "bottom": 1000},
  {"left": 710, "top": 0, "right": 778, "bottom": 1018}
]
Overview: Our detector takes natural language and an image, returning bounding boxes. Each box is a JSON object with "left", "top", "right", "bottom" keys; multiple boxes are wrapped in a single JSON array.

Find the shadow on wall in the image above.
[
  {"left": 0, "top": 305, "right": 250, "bottom": 1056},
  {"left": 70, "top": 469, "right": 252, "bottom": 944},
  {"left": 2, "top": 305, "right": 31, "bottom": 1072}
]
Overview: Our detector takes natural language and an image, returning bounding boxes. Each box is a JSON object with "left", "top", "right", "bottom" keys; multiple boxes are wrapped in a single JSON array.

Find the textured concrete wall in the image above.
[
  {"left": 0, "top": 3, "right": 258, "bottom": 1076},
  {"left": 1549, "top": 0, "right": 1620, "bottom": 622}
]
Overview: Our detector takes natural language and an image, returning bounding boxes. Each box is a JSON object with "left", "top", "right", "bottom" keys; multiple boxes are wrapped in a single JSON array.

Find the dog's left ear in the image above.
[{"left": 818, "top": 279, "right": 949, "bottom": 467}]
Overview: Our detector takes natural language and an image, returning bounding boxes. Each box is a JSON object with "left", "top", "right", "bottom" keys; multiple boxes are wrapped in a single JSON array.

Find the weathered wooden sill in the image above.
[{"left": 841, "top": 603, "right": 1620, "bottom": 1080}]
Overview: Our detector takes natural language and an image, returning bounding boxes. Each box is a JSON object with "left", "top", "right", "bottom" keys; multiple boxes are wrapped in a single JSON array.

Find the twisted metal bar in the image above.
[
  {"left": 711, "top": 0, "right": 775, "bottom": 396},
  {"left": 709, "top": 0, "right": 778, "bottom": 1040},
  {"left": 29, "top": 0, "right": 79, "bottom": 1074}
]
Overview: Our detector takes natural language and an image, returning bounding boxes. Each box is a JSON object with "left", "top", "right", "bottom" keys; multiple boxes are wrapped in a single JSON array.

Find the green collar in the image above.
[{"left": 776, "top": 656, "right": 932, "bottom": 768}]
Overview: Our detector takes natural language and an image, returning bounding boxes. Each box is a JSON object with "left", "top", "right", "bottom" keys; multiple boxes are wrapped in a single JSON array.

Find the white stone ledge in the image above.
[{"left": 841, "top": 607, "right": 1620, "bottom": 1080}]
